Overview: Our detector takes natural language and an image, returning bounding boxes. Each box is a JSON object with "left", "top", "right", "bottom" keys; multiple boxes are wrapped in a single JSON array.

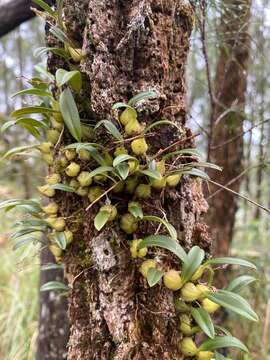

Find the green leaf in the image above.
[
  {"left": 143, "top": 215, "right": 177, "bottom": 240},
  {"left": 191, "top": 307, "right": 215, "bottom": 339},
  {"left": 40, "top": 281, "right": 69, "bottom": 292},
  {"left": 59, "top": 88, "right": 82, "bottom": 141},
  {"left": 139, "top": 169, "right": 162, "bottom": 180},
  {"left": 11, "top": 88, "right": 53, "bottom": 98},
  {"left": 147, "top": 268, "right": 164, "bottom": 287},
  {"left": 186, "top": 161, "right": 222, "bottom": 171},
  {"left": 138, "top": 235, "right": 187, "bottom": 262},
  {"left": 56, "top": 69, "right": 82, "bottom": 92},
  {"left": 181, "top": 246, "right": 205, "bottom": 282},
  {"left": 128, "top": 90, "right": 158, "bottom": 107},
  {"left": 11, "top": 227, "right": 43, "bottom": 240},
  {"left": 206, "top": 257, "right": 257, "bottom": 270},
  {"left": 34, "top": 46, "right": 70, "bottom": 60},
  {"left": 20, "top": 124, "right": 41, "bottom": 138},
  {"left": 65, "top": 143, "right": 106, "bottom": 166},
  {"left": 113, "top": 154, "right": 137, "bottom": 167},
  {"left": 41, "top": 263, "right": 64, "bottom": 271},
  {"left": 1, "top": 145, "right": 38, "bottom": 160},
  {"left": 16, "top": 219, "right": 48, "bottom": 227},
  {"left": 214, "top": 325, "right": 232, "bottom": 336},
  {"left": 11, "top": 106, "right": 57, "bottom": 118},
  {"left": 50, "top": 183, "right": 75, "bottom": 192},
  {"left": 34, "top": 63, "right": 55, "bottom": 81},
  {"left": 0, "top": 199, "right": 41, "bottom": 212},
  {"left": 144, "top": 120, "right": 180, "bottom": 133},
  {"left": 162, "top": 148, "right": 202, "bottom": 161},
  {"left": 94, "top": 210, "right": 110, "bottom": 231},
  {"left": 128, "top": 202, "right": 143, "bottom": 219},
  {"left": 226, "top": 275, "right": 257, "bottom": 293},
  {"left": 50, "top": 26, "right": 73, "bottom": 46},
  {"left": 53, "top": 232, "right": 67, "bottom": 250},
  {"left": 12, "top": 237, "right": 40, "bottom": 251},
  {"left": 183, "top": 168, "right": 210, "bottom": 180},
  {"left": 88, "top": 166, "right": 114, "bottom": 178},
  {"left": 1, "top": 118, "right": 48, "bottom": 134},
  {"left": 199, "top": 336, "right": 248, "bottom": 353},
  {"left": 207, "top": 290, "right": 259, "bottom": 322},
  {"left": 112, "top": 102, "right": 134, "bottom": 111},
  {"left": 32, "top": 0, "right": 55, "bottom": 16},
  {"left": 95, "top": 120, "right": 123, "bottom": 141},
  {"left": 116, "top": 162, "right": 129, "bottom": 180}
]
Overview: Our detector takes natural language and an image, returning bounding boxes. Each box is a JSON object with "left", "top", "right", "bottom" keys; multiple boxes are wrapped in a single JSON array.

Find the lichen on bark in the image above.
[{"left": 46, "top": 1, "right": 210, "bottom": 359}]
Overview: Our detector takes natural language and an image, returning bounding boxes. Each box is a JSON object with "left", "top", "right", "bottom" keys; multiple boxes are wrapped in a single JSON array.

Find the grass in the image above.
[{"left": 0, "top": 182, "right": 39, "bottom": 360}]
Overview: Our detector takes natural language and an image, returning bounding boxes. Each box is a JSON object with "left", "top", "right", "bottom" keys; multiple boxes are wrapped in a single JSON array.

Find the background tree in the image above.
[{"left": 204, "top": 0, "right": 252, "bottom": 256}]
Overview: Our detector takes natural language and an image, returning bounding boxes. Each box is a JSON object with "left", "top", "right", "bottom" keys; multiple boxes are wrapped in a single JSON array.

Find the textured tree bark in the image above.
[
  {"left": 47, "top": 1, "right": 210, "bottom": 359},
  {"left": 36, "top": 247, "right": 69, "bottom": 360},
  {"left": 207, "top": 0, "right": 252, "bottom": 257},
  {"left": 0, "top": 0, "right": 53, "bottom": 38}
]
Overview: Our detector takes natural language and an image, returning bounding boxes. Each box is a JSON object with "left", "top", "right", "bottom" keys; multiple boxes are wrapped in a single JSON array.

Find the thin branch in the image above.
[
  {"left": 207, "top": 179, "right": 270, "bottom": 215},
  {"left": 207, "top": 163, "right": 264, "bottom": 200},
  {"left": 85, "top": 182, "right": 119, "bottom": 211},
  {"left": 210, "top": 118, "right": 270, "bottom": 150}
]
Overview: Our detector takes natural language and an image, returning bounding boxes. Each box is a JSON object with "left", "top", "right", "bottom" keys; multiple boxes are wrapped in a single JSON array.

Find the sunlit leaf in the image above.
[
  {"left": 207, "top": 290, "right": 259, "bottom": 322},
  {"left": 12, "top": 237, "right": 41, "bottom": 251},
  {"left": 11, "top": 106, "right": 56, "bottom": 118},
  {"left": 143, "top": 215, "right": 177, "bottom": 240},
  {"left": 191, "top": 307, "right": 215, "bottom": 339},
  {"left": 139, "top": 169, "right": 162, "bottom": 180},
  {"left": 1, "top": 145, "right": 38, "bottom": 160},
  {"left": 88, "top": 166, "right": 114, "bottom": 178},
  {"left": 56, "top": 69, "right": 82, "bottom": 92},
  {"left": 53, "top": 232, "right": 67, "bottom": 250},
  {"left": 32, "top": 0, "right": 55, "bottom": 16},
  {"left": 116, "top": 162, "right": 129, "bottom": 180},
  {"left": 206, "top": 257, "right": 257, "bottom": 270},
  {"left": 40, "top": 281, "right": 69, "bottom": 292},
  {"left": 95, "top": 120, "right": 123, "bottom": 141},
  {"left": 34, "top": 46, "right": 70, "bottom": 60},
  {"left": 41, "top": 263, "right": 64, "bottom": 271},
  {"left": 128, "top": 202, "right": 143, "bottom": 219},
  {"left": 50, "top": 183, "right": 75, "bottom": 192},
  {"left": 199, "top": 336, "right": 248, "bottom": 353},
  {"left": 94, "top": 210, "right": 110, "bottom": 231},
  {"left": 113, "top": 154, "right": 137, "bottom": 167},
  {"left": 11, "top": 88, "right": 53, "bottom": 98},
  {"left": 128, "top": 90, "right": 158, "bottom": 107},
  {"left": 147, "top": 268, "right": 164, "bottom": 287},
  {"left": 182, "top": 246, "right": 205, "bottom": 282},
  {"left": 59, "top": 88, "right": 82, "bottom": 141},
  {"left": 138, "top": 235, "right": 187, "bottom": 262},
  {"left": 226, "top": 275, "right": 257, "bottom": 293},
  {"left": 112, "top": 102, "right": 134, "bottom": 111},
  {"left": 144, "top": 120, "right": 180, "bottom": 133}
]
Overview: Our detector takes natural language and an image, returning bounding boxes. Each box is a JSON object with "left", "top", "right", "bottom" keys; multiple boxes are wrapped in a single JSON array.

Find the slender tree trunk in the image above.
[
  {"left": 207, "top": 0, "right": 252, "bottom": 256},
  {"left": 46, "top": 1, "right": 210, "bottom": 358},
  {"left": 36, "top": 247, "right": 70, "bottom": 360}
]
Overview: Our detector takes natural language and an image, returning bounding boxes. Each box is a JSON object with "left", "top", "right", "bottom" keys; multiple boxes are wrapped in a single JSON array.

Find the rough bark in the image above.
[
  {"left": 36, "top": 246, "right": 69, "bottom": 360},
  {"left": 0, "top": 0, "right": 53, "bottom": 38},
  {"left": 207, "top": 0, "right": 252, "bottom": 257},
  {"left": 47, "top": 1, "right": 210, "bottom": 359}
]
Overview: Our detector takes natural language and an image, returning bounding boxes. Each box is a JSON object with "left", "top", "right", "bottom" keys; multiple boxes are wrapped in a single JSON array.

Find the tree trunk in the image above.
[
  {"left": 47, "top": 1, "right": 210, "bottom": 359},
  {"left": 36, "top": 247, "right": 69, "bottom": 360},
  {"left": 207, "top": 0, "right": 252, "bottom": 257}
]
